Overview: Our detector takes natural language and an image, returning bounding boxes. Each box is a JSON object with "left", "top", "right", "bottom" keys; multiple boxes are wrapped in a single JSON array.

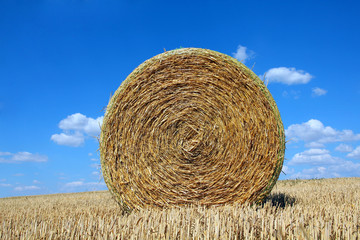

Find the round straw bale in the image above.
[{"left": 100, "top": 48, "right": 285, "bottom": 209}]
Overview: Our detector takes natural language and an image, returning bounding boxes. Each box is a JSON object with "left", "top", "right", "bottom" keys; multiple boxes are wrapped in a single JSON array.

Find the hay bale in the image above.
[{"left": 100, "top": 48, "right": 285, "bottom": 209}]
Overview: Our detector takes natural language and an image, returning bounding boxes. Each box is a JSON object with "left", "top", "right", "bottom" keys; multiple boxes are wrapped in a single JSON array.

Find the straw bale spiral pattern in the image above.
[{"left": 100, "top": 48, "right": 285, "bottom": 209}]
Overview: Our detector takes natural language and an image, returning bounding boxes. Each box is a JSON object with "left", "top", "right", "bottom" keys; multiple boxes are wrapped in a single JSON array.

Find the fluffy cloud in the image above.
[
  {"left": 289, "top": 148, "right": 341, "bottom": 165},
  {"left": 289, "top": 160, "right": 360, "bottom": 179},
  {"left": 59, "top": 113, "right": 103, "bottom": 136},
  {"left": 64, "top": 181, "right": 105, "bottom": 188},
  {"left": 1, "top": 179, "right": 12, "bottom": 188},
  {"left": 312, "top": 87, "right": 327, "bottom": 97},
  {"left": 51, "top": 132, "right": 84, "bottom": 147},
  {"left": 263, "top": 67, "right": 313, "bottom": 85},
  {"left": 0, "top": 152, "right": 11, "bottom": 156},
  {"left": 347, "top": 146, "right": 360, "bottom": 160},
  {"left": 281, "top": 165, "right": 294, "bottom": 175},
  {"left": 285, "top": 119, "right": 360, "bottom": 146},
  {"left": 305, "top": 142, "right": 325, "bottom": 148},
  {"left": 63, "top": 180, "right": 106, "bottom": 191},
  {"left": 335, "top": 143, "right": 353, "bottom": 153},
  {"left": 0, "top": 183, "right": 11, "bottom": 187},
  {"left": 64, "top": 181, "right": 85, "bottom": 187},
  {"left": 12, "top": 152, "right": 48, "bottom": 162},
  {"left": 92, "top": 171, "right": 101, "bottom": 177},
  {"left": 286, "top": 143, "right": 360, "bottom": 179},
  {"left": 14, "top": 185, "right": 40, "bottom": 191},
  {"left": 233, "top": 45, "right": 254, "bottom": 63},
  {"left": 51, "top": 113, "right": 103, "bottom": 147},
  {"left": 90, "top": 163, "right": 100, "bottom": 169},
  {"left": 0, "top": 151, "right": 48, "bottom": 163}
]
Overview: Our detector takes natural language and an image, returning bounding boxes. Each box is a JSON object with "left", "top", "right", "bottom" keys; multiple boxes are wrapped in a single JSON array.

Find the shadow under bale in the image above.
[{"left": 264, "top": 193, "right": 296, "bottom": 208}]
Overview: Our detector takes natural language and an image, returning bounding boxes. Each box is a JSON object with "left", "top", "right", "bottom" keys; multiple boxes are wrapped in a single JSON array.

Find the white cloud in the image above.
[
  {"left": 233, "top": 45, "right": 254, "bottom": 63},
  {"left": 51, "top": 132, "right": 84, "bottom": 147},
  {"left": 90, "top": 163, "right": 100, "bottom": 169},
  {"left": 59, "top": 113, "right": 103, "bottom": 136},
  {"left": 347, "top": 146, "right": 360, "bottom": 160},
  {"left": 263, "top": 67, "right": 313, "bottom": 85},
  {"left": 335, "top": 144, "right": 353, "bottom": 153},
  {"left": 286, "top": 119, "right": 360, "bottom": 146},
  {"left": 12, "top": 152, "right": 48, "bottom": 162},
  {"left": 289, "top": 160, "right": 360, "bottom": 179},
  {"left": 64, "top": 181, "right": 106, "bottom": 188},
  {"left": 287, "top": 145, "right": 360, "bottom": 179},
  {"left": 305, "top": 142, "right": 325, "bottom": 148},
  {"left": 0, "top": 152, "right": 11, "bottom": 156},
  {"left": 312, "top": 87, "right": 327, "bottom": 97},
  {"left": 289, "top": 148, "right": 340, "bottom": 165},
  {"left": 92, "top": 171, "right": 102, "bottom": 178},
  {"left": 13, "top": 173, "right": 24, "bottom": 177},
  {"left": 33, "top": 180, "right": 40, "bottom": 184},
  {"left": 0, "top": 183, "right": 11, "bottom": 187},
  {"left": 290, "top": 166, "right": 334, "bottom": 179},
  {"left": 14, "top": 185, "right": 40, "bottom": 191},
  {"left": 0, "top": 151, "right": 48, "bottom": 164},
  {"left": 51, "top": 113, "right": 103, "bottom": 147},
  {"left": 281, "top": 165, "right": 294, "bottom": 175},
  {"left": 64, "top": 181, "right": 84, "bottom": 187},
  {"left": 63, "top": 180, "right": 106, "bottom": 191}
]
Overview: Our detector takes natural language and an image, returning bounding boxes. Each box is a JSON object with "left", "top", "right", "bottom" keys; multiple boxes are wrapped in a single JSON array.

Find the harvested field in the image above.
[{"left": 1, "top": 178, "right": 359, "bottom": 239}]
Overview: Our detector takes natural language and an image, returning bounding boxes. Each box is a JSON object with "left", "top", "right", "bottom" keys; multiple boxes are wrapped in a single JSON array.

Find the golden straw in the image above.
[{"left": 100, "top": 48, "right": 285, "bottom": 210}]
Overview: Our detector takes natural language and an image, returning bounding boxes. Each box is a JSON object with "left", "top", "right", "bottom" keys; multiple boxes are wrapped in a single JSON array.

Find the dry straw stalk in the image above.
[{"left": 100, "top": 48, "right": 285, "bottom": 210}]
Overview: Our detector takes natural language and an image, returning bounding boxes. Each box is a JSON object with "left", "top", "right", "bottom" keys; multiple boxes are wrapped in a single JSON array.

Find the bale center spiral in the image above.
[{"left": 100, "top": 48, "right": 285, "bottom": 209}]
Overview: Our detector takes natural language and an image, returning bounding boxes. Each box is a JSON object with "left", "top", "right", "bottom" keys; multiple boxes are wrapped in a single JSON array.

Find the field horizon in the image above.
[
  {"left": 0, "top": 177, "right": 355, "bottom": 200},
  {"left": 1, "top": 177, "right": 359, "bottom": 239}
]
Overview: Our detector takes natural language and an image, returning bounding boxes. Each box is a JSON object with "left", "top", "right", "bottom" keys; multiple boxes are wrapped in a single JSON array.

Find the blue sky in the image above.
[{"left": 1, "top": 0, "right": 360, "bottom": 198}]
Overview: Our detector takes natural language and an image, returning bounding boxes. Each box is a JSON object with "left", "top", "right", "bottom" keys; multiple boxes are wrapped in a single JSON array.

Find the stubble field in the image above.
[{"left": 0, "top": 178, "right": 359, "bottom": 239}]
